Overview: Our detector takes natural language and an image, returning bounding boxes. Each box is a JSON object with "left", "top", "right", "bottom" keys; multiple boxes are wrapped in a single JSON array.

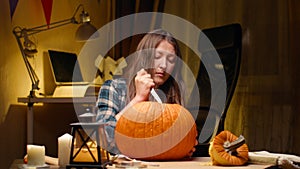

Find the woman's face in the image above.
[{"left": 151, "top": 40, "right": 177, "bottom": 87}]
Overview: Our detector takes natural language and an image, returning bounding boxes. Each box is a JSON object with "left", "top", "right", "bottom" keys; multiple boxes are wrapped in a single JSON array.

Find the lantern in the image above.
[{"left": 66, "top": 122, "right": 110, "bottom": 169}]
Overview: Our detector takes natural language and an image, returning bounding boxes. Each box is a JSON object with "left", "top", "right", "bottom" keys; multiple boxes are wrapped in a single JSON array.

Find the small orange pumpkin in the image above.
[
  {"left": 209, "top": 130, "right": 249, "bottom": 166},
  {"left": 115, "top": 101, "right": 197, "bottom": 161}
]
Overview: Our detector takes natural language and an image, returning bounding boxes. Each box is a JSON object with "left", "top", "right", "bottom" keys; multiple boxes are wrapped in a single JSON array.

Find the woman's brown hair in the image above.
[{"left": 124, "top": 29, "right": 184, "bottom": 105}]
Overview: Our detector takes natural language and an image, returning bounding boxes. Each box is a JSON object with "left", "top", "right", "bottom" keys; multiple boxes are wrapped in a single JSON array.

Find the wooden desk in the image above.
[
  {"left": 17, "top": 96, "right": 97, "bottom": 144},
  {"left": 10, "top": 157, "right": 272, "bottom": 169},
  {"left": 141, "top": 158, "right": 272, "bottom": 169}
]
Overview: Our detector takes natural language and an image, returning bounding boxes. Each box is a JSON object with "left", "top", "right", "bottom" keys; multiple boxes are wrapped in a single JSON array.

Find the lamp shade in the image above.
[{"left": 75, "top": 22, "right": 99, "bottom": 41}]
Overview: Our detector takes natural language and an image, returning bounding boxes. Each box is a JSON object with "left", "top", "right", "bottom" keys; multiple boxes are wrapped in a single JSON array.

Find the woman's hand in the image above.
[
  {"left": 117, "top": 69, "right": 155, "bottom": 120},
  {"left": 134, "top": 69, "right": 155, "bottom": 102}
]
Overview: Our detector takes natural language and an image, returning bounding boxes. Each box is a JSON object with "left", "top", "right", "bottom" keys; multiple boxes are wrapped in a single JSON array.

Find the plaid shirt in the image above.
[{"left": 96, "top": 78, "right": 127, "bottom": 154}]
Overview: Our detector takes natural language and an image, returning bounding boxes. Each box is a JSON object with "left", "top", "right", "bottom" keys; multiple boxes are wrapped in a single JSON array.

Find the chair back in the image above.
[{"left": 191, "top": 23, "right": 242, "bottom": 156}]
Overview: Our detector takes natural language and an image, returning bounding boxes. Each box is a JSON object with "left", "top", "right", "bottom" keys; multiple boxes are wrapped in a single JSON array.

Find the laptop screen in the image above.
[{"left": 48, "top": 50, "right": 84, "bottom": 84}]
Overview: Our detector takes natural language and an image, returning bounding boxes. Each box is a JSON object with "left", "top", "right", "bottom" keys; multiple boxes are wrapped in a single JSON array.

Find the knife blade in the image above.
[{"left": 150, "top": 88, "right": 162, "bottom": 103}]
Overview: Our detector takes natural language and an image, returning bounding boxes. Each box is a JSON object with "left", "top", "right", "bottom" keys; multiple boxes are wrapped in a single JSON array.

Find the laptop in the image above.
[
  {"left": 48, "top": 50, "right": 95, "bottom": 97},
  {"left": 48, "top": 50, "right": 89, "bottom": 86}
]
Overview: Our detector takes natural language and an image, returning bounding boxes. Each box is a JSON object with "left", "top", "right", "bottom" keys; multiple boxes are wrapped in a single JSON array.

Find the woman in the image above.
[{"left": 96, "top": 29, "right": 194, "bottom": 155}]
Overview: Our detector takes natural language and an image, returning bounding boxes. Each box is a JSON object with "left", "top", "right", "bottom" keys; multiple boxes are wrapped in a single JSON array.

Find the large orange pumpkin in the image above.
[
  {"left": 209, "top": 130, "right": 249, "bottom": 166},
  {"left": 115, "top": 101, "right": 197, "bottom": 161}
]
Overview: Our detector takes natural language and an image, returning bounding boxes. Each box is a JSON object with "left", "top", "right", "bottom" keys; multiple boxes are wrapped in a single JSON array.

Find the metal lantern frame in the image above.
[{"left": 67, "top": 122, "right": 110, "bottom": 169}]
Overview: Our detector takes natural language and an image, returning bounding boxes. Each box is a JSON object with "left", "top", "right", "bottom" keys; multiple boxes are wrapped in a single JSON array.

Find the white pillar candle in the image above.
[
  {"left": 27, "top": 145, "right": 45, "bottom": 166},
  {"left": 58, "top": 133, "right": 73, "bottom": 167}
]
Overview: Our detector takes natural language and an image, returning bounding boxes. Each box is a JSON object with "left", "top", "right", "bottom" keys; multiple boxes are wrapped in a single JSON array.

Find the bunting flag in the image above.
[
  {"left": 9, "top": 0, "right": 19, "bottom": 19},
  {"left": 41, "top": 0, "right": 53, "bottom": 27}
]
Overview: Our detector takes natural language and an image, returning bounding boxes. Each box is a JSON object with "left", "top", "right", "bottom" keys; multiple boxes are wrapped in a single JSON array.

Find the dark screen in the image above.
[{"left": 48, "top": 50, "right": 83, "bottom": 83}]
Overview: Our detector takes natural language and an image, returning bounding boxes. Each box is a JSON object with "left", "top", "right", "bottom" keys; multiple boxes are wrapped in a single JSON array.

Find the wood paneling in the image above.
[{"left": 164, "top": 0, "right": 300, "bottom": 155}]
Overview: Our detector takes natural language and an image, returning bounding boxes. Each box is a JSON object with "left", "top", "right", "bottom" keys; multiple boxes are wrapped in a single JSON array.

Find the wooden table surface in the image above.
[
  {"left": 10, "top": 157, "right": 272, "bottom": 169},
  {"left": 108, "top": 157, "right": 272, "bottom": 169}
]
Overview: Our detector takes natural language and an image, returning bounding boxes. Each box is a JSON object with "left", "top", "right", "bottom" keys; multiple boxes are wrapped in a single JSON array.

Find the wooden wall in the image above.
[
  {"left": 164, "top": 0, "right": 300, "bottom": 155},
  {"left": 226, "top": 0, "right": 300, "bottom": 155}
]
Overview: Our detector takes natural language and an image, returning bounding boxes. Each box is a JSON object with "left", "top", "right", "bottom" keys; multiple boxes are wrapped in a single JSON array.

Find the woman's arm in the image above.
[
  {"left": 96, "top": 79, "right": 127, "bottom": 154},
  {"left": 96, "top": 78, "right": 129, "bottom": 121}
]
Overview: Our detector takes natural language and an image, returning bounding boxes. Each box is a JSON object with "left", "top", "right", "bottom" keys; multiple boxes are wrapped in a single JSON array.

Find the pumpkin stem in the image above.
[{"left": 223, "top": 135, "right": 245, "bottom": 154}]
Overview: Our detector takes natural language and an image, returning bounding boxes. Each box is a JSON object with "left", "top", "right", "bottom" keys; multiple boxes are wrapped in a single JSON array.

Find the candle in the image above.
[
  {"left": 27, "top": 145, "right": 45, "bottom": 166},
  {"left": 58, "top": 133, "right": 73, "bottom": 167}
]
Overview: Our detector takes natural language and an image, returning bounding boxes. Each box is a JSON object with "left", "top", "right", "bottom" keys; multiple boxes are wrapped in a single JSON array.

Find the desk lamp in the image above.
[{"left": 12, "top": 4, "right": 99, "bottom": 98}]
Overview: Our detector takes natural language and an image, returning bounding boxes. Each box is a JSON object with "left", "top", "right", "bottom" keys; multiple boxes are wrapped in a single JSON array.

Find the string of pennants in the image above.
[{"left": 9, "top": 0, "right": 53, "bottom": 26}]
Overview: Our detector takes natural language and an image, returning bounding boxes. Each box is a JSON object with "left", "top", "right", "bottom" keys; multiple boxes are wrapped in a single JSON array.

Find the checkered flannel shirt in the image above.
[{"left": 96, "top": 78, "right": 127, "bottom": 154}]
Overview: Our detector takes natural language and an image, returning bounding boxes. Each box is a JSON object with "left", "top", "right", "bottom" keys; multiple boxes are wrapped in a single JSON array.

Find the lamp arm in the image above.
[
  {"left": 12, "top": 18, "right": 73, "bottom": 97},
  {"left": 13, "top": 4, "right": 84, "bottom": 37},
  {"left": 13, "top": 18, "right": 76, "bottom": 37},
  {"left": 13, "top": 31, "right": 40, "bottom": 97},
  {"left": 12, "top": 4, "right": 87, "bottom": 97}
]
